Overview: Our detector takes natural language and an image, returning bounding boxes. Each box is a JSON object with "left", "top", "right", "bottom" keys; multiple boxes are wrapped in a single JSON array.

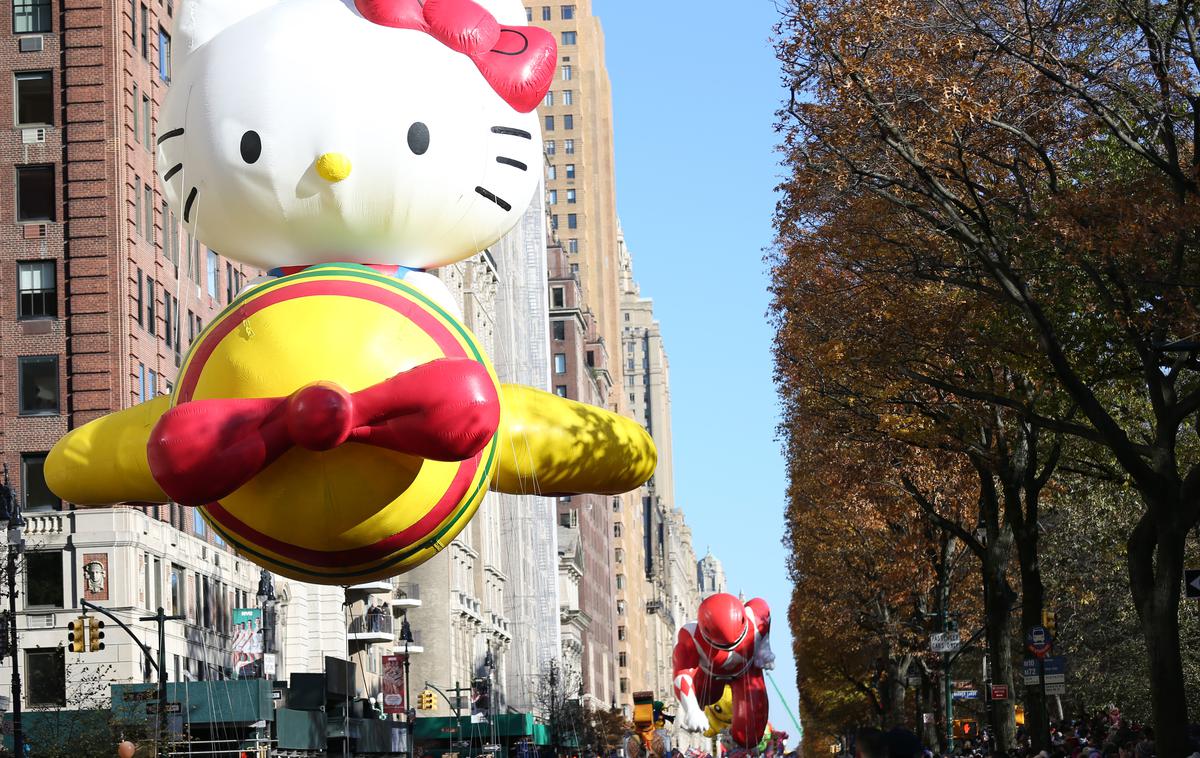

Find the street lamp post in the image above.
[
  {"left": 0, "top": 466, "right": 24, "bottom": 758},
  {"left": 256, "top": 570, "right": 276, "bottom": 679},
  {"left": 400, "top": 612, "right": 414, "bottom": 758}
]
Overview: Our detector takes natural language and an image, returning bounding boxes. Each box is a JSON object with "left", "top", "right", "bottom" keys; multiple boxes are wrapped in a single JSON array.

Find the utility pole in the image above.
[
  {"left": 1, "top": 466, "right": 25, "bottom": 758},
  {"left": 138, "top": 606, "right": 186, "bottom": 748},
  {"left": 400, "top": 613, "right": 414, "bottom": 758}
]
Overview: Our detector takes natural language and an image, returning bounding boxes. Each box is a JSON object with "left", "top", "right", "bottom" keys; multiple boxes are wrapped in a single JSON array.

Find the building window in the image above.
[
  {"left": 547, "top": 164, "right": 557, "bottom": 181},
  {"left": 559, "top": 510, "right": 577, "bottom": 528},
  {"left": 567, "top": 213, "right": 577, "bottom": 229},
  {"left": 193, "top": 508, "right": 206, "bottom": 537},
  {"left": 567, "top": 238, "right": 578, "bottom": 254},
  {"left": 25, "top": 551, "right": 63, "bottom": 608},
  {"left": 146, "top": 277, "right": 156, "bottom": 336},
  {"left": 207, "top": 250, "right": 219, "bottom": 297},
  {"left": 164, "top": 293, "right": 173, "bottom": 348},
  {"left": 561, "top": 31, "right": 576, "bottom": 45},
  {"left": 548, "top": 189, "right": 558, "bottom": 205},
  {"left": 616, "top": 575, "right": 626, "bottom": 591},
  {"left": 135, "top": 267, "right": 144, "bottom": 326},
  {"left": 561, "top": 4, "right": 575, "bottom": 19},
  {"left": 555, "top": 385, "right": 567, "bottom": 397},
  {"left": 543, "top": 91, "right": 553, "bottom": 107},
  {"left": 586, "top": 350, "right": 595, "bottom": 367},
  {"left": 565, "top": 163, "right": 575, "bottom": 179},
  {"left": 132, "top": 82, "right": 139, "bottom": 143},
  {"left": 563, "top": 114, "right": 574, "bottom": 130},
  {"left": 13, "top": 0, "right": 51, "bottom": 33},
  {"left": 22, "top": 453, "right": 58, "bottom": 512},
  {"left": 18, "top": 356, "right": 57, "bottom": 415},
  {"left": 544, "top": 115, "right": 554, "bottom": 131},
  {"left": 158, "top": 27, "right": 172, "bottom": 82},
  {"left": 14, "top": 71, "right": 51, "bottom": 126},
  {"left": 564, "top": 139, "right": 575, "bottom": 154},
  {"left": 26, "top": 649, "right": 65, "bottom": 706},
  {"left": 550, "top": 214, "right": 558, "bottom": 230},
  {"left": 142, "top": 94, "right": 151, "bottom": 148},
  {"left": 541, "top": 5, "right": 550, "bottom": 20},
  {"left": 615, "top": 547, "right": 624, "bottom": 563},
  {"left": 545, "top": 140, "right": 555, "bottom": 155},
  {"left": 562, "top": 90, "right": 574, "bottom": 106},
  {"left": 617, "top": 627, "right": 627, "bottom": 641},
  {"left": 17, "top": 260, "right": 56, "bottom": 319},
  {"left": 617, "top": 600, "right": 626, "bottom": 615},
  {"left": 552, "top": 320, "right": 566, "bottom": 340},
  {"left": 16, "top": 165, "right": 54, "bottom": 222},
  {"left": 144, "top": 181, "right": 154, "bottom": 243},
  {"left": 148, "top": 368, "right": 157, "bottom": 397},
  {"left": 549, "top": 287, "right": 564, "bottom": 310},
  {"left": 134, "top": 175, "right": 142, "bottom": 235},
  {"left": 553, "top": 353, "right": 567, "bottom": 374},
  {"left": 140, "top": 3, "right": 149, "bottom": 59},
  {"left": 561, "top": 65, "right": 572, "bottom": 81},
  {"left": 567, "top": 188, "right": 576, "bottom": 203},
  {"left": 614, "top": 523, "right": 623, "bottom": 538},
  {"left": 525, "top": 6, "right": 532, "bottom": 21}
]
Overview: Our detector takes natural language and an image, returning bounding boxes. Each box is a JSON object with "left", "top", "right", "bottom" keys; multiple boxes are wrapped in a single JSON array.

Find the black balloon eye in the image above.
[
  {"left": 240, "top": 130, "right": 262, "bottom": 164},
  {"left": 407, "top": 122, "right": 430, "bottom": 155}
]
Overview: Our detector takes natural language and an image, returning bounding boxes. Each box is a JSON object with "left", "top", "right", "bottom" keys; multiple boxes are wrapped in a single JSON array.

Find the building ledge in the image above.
[
  {"left": 391, "top": 597, "right": 422, "bottom": 612},
  {"left": 348, "top": 631, "right": 393, "bottom": 645}
]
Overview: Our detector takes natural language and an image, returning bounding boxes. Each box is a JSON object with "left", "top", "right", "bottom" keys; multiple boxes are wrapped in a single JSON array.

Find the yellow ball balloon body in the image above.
[{"left": 174, "top": 264, "right": 499, "bottom": 583}]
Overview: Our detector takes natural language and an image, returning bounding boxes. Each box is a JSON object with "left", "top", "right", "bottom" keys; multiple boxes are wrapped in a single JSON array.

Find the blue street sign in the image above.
[{"left": 1023, "top": 656, "right": 1066, "bottom": 685}]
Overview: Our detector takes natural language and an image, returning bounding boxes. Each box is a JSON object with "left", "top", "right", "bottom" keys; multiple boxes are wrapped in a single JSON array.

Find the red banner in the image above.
[{"left": 382, "top": 654, "right": 407, "bottom": 714}]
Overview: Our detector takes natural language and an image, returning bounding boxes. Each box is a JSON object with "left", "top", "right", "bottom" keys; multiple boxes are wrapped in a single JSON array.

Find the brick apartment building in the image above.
[
  {"left": 548, "top": 242, "right": 619, "bottom": 709},
  {"left": 0, "top": 0, "right": 251, "bottom": 518}
]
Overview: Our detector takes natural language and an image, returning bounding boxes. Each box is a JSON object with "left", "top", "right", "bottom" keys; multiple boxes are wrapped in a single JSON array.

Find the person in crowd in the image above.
[{"left": 855, "top": 727, "right": 889, "bottom": 758}]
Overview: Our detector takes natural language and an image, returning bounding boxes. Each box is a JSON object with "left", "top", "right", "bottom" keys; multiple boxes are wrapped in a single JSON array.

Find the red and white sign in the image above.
[
  {"left": 382, "top": 654, "right": 407, "bottom": 714},
  {"left": 990, "top": 684, "right": 1009, "bottom": 701}
]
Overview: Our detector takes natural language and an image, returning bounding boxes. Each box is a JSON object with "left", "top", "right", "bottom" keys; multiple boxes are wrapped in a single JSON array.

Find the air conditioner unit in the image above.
[
  {"left": 21, "top": 128, "right": 46, "bottom": 144},
  {"left": 18, "top": 36, "right": 43, "bottom": 53}
]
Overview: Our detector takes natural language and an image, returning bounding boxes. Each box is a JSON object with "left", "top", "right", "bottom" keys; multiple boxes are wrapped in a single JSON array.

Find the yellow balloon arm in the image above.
[
  {"left": 490, "top": 384, "right": 657, "bottom": 496},
  {"left": 45, "top": 396, "right": 172, "bottom": 505}
]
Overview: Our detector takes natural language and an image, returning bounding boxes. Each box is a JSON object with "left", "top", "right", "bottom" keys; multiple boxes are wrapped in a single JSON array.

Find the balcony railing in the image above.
[{"left": 348, "top": 613, "right": 394, "bottom": 643}]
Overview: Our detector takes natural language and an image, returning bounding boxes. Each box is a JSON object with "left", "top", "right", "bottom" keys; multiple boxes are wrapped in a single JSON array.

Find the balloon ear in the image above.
[{"left": 173, "top": 0, "right": 281, "bottom": 63}]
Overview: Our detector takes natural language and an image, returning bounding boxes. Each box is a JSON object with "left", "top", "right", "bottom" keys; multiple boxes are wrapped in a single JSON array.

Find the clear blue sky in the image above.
[{"left": 596, "top": 0, "right": 800, "bottom": 746}]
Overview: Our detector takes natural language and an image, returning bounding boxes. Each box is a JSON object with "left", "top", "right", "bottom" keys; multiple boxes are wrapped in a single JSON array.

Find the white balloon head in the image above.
[{"left": 158, "top": 0, "right": 544, "bottom": 273}]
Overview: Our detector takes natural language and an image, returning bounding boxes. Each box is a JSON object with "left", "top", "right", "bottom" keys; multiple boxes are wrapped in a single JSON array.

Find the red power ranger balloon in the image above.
[{"left": 673, "top": 593, "right": 774, "bottom": 748}]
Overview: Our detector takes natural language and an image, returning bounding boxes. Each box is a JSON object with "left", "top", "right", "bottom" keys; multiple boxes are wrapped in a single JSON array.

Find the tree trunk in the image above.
[
  {"left": 920, "top": 679, "right": 939, "bottom": 749},
  {"left": 983, "top": 547, "right": 1017, "bottom": 753},
  {"left": 1128, "top": 510, "right": 1190, "bottom": 758},
  {"left": 1015, "top": 522, "right": 1048, "bottom": 752}
]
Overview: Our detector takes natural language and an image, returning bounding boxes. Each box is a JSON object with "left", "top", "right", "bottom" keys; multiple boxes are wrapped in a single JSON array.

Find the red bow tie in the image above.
[
  {"left": 147, "top": 358, "right": 500, "bottom": 507},
  {"left": 355, "top": 0, "right": 556, "bottom": 113}
]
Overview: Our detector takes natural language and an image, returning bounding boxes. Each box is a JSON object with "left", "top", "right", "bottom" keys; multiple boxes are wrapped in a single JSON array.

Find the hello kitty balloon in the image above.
[{"left": 45, "top": 0, "right": 657, "bottom": 584}]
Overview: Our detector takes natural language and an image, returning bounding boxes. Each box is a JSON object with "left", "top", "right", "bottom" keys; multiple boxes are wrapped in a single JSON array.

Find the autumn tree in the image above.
[{"left": 775, "top": 0, "right": 1200, "bottom": 751}]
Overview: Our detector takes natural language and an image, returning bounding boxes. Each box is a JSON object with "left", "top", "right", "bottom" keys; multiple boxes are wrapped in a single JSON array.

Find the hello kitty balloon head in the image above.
[{"left": 158, "top": 0, "right": 554, "bottom": 272}]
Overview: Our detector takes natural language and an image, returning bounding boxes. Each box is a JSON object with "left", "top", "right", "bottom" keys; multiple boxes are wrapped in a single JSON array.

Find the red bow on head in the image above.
[
  {"left": 355, "top": 0, "right": 557, "bottom": 113},
  {"left": 147, "top": 358, "right": 500, "bottom": 507}
]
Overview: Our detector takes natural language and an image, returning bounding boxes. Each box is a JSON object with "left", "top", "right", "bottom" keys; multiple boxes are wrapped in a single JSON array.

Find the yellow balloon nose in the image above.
[{"left": 316, "top": 153, "right": 352, "bottom": 183}]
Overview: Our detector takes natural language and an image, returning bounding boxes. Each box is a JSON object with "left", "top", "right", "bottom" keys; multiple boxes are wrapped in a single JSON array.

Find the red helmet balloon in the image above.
[{"left": 697, "top": 593, "right": 748, "bottom": 649}]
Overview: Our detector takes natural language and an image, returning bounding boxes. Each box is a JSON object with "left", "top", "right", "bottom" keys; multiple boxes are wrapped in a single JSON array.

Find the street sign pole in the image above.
[{"left": 1039, "top": 655, "right": 1047, "bottom": 732}]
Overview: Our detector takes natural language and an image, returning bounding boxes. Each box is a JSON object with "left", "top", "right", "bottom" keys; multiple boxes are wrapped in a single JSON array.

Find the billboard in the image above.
[
  {"left": 232, "top": 608, "right": 264, "bottom": 678},
  {"left": 382, "top": 655, "right": 407, "bottom": 714}
]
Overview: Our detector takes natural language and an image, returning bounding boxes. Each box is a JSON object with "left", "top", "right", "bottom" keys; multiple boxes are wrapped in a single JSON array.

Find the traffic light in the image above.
[
  {"left": 87, "top": 617, "right": 105, "bottom": 652},
  {"left": 0, "top": 611, "right": 10, "bottom": 661},
  {"left": 961, "top": 720, "right": 978, "bottom": 741},
  {"left": 418, "top": 690, "right": 437, "bottom": 711},
  {"left": 1042, "top": 610, "right": 1057, "bottom": 639},
  {"left": 67, "top": 616, "right": 87, "bottom": 653}
]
